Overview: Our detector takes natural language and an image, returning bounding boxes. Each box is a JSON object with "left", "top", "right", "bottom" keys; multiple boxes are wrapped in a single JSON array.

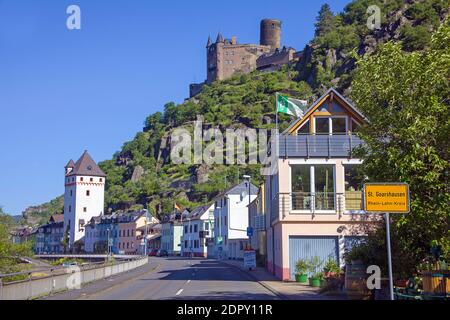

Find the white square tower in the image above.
[{"left": 64, "top": 151, "right": 106, "bottom": 252}]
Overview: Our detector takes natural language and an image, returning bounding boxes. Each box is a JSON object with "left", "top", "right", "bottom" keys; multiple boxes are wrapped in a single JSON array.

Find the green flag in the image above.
[{"left": 277, "top": 94, "right": 307, "bottom": 117}]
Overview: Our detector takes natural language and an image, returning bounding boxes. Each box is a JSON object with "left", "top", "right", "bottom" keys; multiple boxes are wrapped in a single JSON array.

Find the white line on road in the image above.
[{"left": 175, "top": 289, "right": 183, "bottom": 296}]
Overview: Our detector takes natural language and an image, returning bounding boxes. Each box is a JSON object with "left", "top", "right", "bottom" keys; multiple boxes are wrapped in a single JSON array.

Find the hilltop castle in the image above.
[{"left": 190, "top": 19, "right": 301, "bottom": 97}]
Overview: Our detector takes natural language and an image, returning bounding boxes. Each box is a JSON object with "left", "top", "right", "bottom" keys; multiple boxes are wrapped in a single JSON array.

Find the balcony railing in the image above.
[
  {"left": 272, "top": 191, "right": 365, "bottom": 220},
  {"left": 277, "top": 134, "right": 364, "bottom": 158}
]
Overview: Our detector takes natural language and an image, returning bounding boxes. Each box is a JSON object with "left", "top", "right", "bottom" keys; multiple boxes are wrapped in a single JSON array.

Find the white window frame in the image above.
[
  {"left": 314, "top": 116, "right": 348, "bottom": 135},
  {"left": 289, "top": 160, "right": 336, "bottom": 214}
]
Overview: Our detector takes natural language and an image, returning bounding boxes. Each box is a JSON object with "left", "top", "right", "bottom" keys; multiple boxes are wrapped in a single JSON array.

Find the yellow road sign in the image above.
[{"left": 364, "top": 183, "right": 410, "bottom": 213}]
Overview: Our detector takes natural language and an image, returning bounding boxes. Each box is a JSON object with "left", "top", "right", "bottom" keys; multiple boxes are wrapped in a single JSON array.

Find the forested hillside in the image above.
[{"left": 24, "top": 0, "right": 449, "bottom": 222}]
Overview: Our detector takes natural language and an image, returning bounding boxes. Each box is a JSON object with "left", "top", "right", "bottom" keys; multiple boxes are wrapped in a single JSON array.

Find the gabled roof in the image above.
[
  {"left": 283, "top": 87, "right": 367, "bottom": 135},
  {"left": 49, "top": 214, "right": 64, "bottom": 223},
  {"left": 182, "top": 203, "right": 214, "bottom": 221},
  {"left": 213, "top": 181, "right": 258, "bottom": 202},
  {"left": 67, "top": 150, "right": 106, "bottom": 177}
]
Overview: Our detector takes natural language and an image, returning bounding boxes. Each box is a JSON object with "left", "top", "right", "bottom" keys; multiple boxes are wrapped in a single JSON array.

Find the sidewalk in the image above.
[{"left": 221, "top": 259, "right": 348, "bottom": 300}]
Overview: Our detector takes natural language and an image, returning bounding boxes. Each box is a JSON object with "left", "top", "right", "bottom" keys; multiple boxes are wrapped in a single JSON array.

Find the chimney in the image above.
[{"left": 231, "top": 36, "right": 237, "bottom": 45}]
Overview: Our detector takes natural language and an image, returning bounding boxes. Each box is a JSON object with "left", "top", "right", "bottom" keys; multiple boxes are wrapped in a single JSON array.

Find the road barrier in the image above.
[{"left": 0, "top": 256, "right": 148, "bottom": 300}]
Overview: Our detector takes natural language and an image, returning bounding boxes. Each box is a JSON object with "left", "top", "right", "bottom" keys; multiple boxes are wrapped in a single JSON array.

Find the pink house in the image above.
[{"left": 265, "top": 88, "right": 377, "bottom": 280}]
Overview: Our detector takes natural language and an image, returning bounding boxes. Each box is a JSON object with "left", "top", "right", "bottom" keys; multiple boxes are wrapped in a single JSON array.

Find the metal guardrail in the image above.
[
  {"left": 0, "top": 256, "right": 148, "bottom": 300},
  {"left": 278, "top": 134, "right": 364, "bottom": 158}
]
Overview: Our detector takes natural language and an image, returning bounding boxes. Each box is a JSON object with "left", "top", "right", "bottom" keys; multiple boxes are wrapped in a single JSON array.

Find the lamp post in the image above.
[
  {"left": 243, "top": 175, "right": 251, "bottom": 249},
  {"left": 215, "top": 206, "right": 222, "bottom": 260}
]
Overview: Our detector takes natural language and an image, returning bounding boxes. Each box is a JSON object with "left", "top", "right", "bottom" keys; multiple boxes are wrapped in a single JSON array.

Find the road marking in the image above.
[{"left": 175, "top": 289, "right": 183, "bottom": 296}]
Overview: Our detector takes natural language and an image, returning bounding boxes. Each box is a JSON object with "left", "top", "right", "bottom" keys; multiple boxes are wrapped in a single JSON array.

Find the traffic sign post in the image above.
[{"left": 363, "top": 183, "right": 410, "bottom": 301}]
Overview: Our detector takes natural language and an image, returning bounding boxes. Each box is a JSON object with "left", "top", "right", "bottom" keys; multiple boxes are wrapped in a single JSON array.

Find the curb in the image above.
[{"left": 220, "top": 260, "right": 289, "bottom": 300}]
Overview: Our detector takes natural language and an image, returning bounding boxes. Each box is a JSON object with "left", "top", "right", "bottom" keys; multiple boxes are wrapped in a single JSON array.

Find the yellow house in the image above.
[{"left": 265, "top": 88, "right": 376, "bottom": 280}]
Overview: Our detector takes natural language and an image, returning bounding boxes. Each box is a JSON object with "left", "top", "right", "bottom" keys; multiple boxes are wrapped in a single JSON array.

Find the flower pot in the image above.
[
  {"left": 295, "top": 273, "right": 308, "bottom": 283},
  {"left": 311, "top": 278, "right": 321, "bottom": 287}
]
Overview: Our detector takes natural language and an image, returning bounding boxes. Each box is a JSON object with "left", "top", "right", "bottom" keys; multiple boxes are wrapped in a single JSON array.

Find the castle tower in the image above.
[
  {"left": 63, "top": 151, "right": 106, "bottom": 252},
  {"left": 260, "top": 19, "right": 281, "bottom": 50}
]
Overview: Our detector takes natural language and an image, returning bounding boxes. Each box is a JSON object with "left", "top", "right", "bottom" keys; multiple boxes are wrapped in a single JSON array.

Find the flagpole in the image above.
[{"left": 275, "top": 92, "right": 279, "bottom": 136}]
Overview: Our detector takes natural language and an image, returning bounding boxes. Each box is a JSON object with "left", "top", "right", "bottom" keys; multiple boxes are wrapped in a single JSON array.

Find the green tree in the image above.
[
  {"left": 315, "top": 4, "right": 336, "bottom": 37},
  {"left": 350, "top": 19, "right": 450, "bottom": 277}
]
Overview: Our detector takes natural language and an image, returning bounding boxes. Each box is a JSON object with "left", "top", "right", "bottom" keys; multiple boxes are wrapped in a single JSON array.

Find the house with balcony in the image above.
[
  {"left": 180, "top": 204, "right": 215, "bottom": 258},
  {"left": 265, "top": 87, "right": 373, "bottom": 281}
]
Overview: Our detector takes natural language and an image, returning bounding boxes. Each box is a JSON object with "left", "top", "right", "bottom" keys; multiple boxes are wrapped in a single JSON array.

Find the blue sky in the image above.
[{"left": 0, "top": 0, "right": 350, "bottom": 216}]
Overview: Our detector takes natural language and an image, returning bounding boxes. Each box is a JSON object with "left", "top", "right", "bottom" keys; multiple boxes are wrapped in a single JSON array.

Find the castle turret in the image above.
[
  {"left": 216, "top": 32, "right": 224, "bottom": 43},
  {"left": 260, "top": 19, "right": 281, "bottom": 50},
  {"left": 206, "top": 35, "right": 212, "bottom": 47},
  {"left": 64, "top": 150, "right": 106, "bottom": 252}
]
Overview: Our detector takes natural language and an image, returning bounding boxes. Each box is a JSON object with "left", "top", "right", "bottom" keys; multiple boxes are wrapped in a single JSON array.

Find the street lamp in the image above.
[
  {"left": 215, "top": 206, "right": 222, "bottom": 260},
  {"left": 243, "top": 175, "right": 251, "bottom": 250}
]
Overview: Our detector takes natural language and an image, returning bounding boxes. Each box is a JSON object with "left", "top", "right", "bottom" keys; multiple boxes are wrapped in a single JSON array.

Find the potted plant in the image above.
[
  {"left": 311, "top": 272, "right": 324, "bottom": 287},
  {"left": 323, "top": 257, "right": 340, "bottom": 277},
  {"left": 307, "top": 256, "right": 323, "bottom": 286},
  {"left": 295, "top": 259, "right": 309, "bottom": 283}
]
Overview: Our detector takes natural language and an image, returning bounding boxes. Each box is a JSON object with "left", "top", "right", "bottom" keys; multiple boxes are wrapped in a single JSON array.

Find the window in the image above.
[
  {"left": 344, "top": 164, "right": 364, "bottom": 211},
  {"left": 204, "top": 222, "right": 209, "bottom": 231},
  {"left": 315, "top": 117, "right": 347, "bottom": 134},
  {"left": 194, "top": 225, "right": 198, "bottom": 233},
  {"left": 185, "top": 240, "right": 188, "bottom": 248},
  {"left": 80, "top": 177, "right": 84, "bottom": 182},
  {"left": 70, "top": 190, "right": 73, "bottom": 196},
  {"left": 315, "top": 118, "right": 329, "bottom": 134},
  {"left": 332, "top": 118, "right": 346, "bottom": 134},
  {"left": 190, "top": 225, "right": 192, "bottom": 233},
  {"left": 291, "top": 164, "right": 335, "bottom": 210},
  {"left": 131, "top": 230, "right": 134, "bottom": 237},
  {"left": 69, "top": 205, "right": 72, "bottom": 213},
  {"left": 83, "top": 207, "right": 87, "bottom": 212},
  {"left": 86, "top": 190, "right": 90, "bottom": 196},
  {"left": 127, "top": 230, "right": 130, "bottom": 237},
  {"left": 90, "top": 178, "right": 93, "bottom": 182},
  {"left": 100, "top": 178, "right": 103, "bottom": 182},
  {"left": 127, "top": 243, "right": 129, "bottom": 249},
  {"left": 184, "top": 225, "right": 188, "bottom": 234}
]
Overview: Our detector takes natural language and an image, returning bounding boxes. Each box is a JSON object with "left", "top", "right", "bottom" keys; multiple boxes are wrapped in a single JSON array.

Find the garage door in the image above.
[{"left": 288, "top": 236, "right": 339, "bottom": 280}]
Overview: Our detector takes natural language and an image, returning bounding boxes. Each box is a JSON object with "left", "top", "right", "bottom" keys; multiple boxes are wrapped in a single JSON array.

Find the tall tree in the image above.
[
  {"left": 350, "top": 19, "right": 450, "bottom": 277},
  {"left": 315, "top": 3, "right": 336, "bottom": 37}
]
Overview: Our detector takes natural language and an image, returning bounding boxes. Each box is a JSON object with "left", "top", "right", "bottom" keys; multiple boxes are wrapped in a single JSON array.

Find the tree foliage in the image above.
[{"left": 350, "top": 18, "right": 450, "bottom": 277}]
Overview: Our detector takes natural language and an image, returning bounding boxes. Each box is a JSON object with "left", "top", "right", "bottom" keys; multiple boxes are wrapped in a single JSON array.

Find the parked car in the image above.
[
  {"left": 157, "top": 249, "right": 168, "bottom": 257},
  {"left": 148, "top": 249, "right": 158, "bottom": 256}
]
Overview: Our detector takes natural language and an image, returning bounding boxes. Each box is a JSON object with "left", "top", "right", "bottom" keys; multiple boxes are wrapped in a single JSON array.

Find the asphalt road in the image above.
[{"left": 44, "top": 257, "right": 279, "bottom": 300}]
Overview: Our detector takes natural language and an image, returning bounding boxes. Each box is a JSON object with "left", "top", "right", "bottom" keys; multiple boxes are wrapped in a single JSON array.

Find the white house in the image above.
[
  {"left": 160, "top": 210, "right": 187, "bottom": 255},
  {"left": 63, "top": 151, "right": 106, "bottom": 253},
  {"left": 180, "top": 204, "right": 215, "bottom": 258},
  {"left": 213, "top": 180, "right": 258, "bottom": 260}
]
